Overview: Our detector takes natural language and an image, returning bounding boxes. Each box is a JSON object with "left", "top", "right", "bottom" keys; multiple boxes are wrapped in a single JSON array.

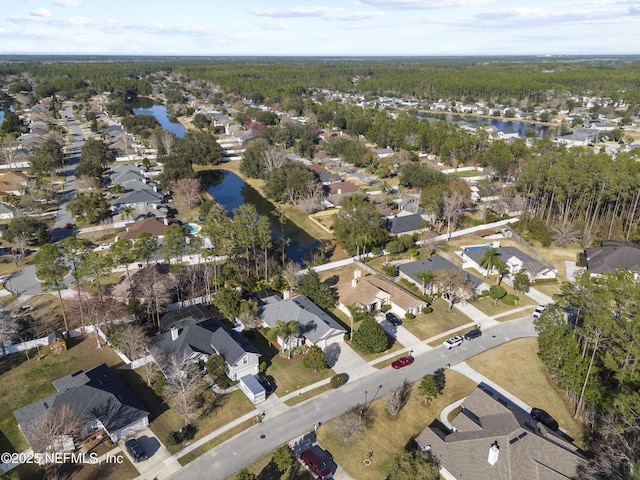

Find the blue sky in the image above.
[{"left": 2, "top": 0, "right": 639, "bottom": 56}]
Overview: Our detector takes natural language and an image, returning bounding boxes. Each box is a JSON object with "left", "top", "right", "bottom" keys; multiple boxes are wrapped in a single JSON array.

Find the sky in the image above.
[{"left": 1, "top": 0, "right": 639, "bottom": 57}]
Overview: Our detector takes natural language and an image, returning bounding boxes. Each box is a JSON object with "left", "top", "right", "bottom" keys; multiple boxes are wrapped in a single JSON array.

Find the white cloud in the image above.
[
  {"left": 54, "top": 0, "right": 81, "bottom": 7},
  {"left": 358, "top": 0, "right": 492, "bottom": 9},
  {"left": 259, "top": 21, "right": 290, "bottom": 30},
  {"left": 31, "top": 8, "right": 52, "bottom": 17},
  {"left": 250, "top": 6, "right": 383, "bottom": 21}
]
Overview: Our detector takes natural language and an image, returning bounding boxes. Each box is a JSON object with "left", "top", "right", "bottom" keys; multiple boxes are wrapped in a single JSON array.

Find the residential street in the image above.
[{"left": 170, "top": 316, "right": 536, "bottom": 480}]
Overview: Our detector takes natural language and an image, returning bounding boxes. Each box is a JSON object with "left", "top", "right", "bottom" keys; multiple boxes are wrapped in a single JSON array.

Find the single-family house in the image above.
[
  {"left": 397, "top": 257, "right": 489, "bottom": 295},
  {"left": 0, "top": 171, "right": 30, "bottom": 197},
  {"left": 119, "top": 216, "right": 172, "bottom": 240},
  {"left": 150, "top": 316, "right": 261, "bottom": 382},
  {"left": 373, "top": 147, "right": 394, "bottom": 159},
  {"left": 387, "top": 213, "right": 430, "bottom": 235},
  {"left": 584, "top": 244, "right": 640, "bottom": 278},
  {"left": 337, "top": 270, "right": 427, "bottom": 318},
  {"left": 259, "top": 293, "right": 346, "bottom": 350},
  {"left": 459, "top": 243, "right": 557, "bottom": 282},
  {"left": 13, "top": 364, "right": 149, "bottom": 450},
  {"left": 415, "top": 385, "right": 586, "bottom": 480},
  {"left": 0, "top": 202, "right": 16, "bottom": 220}
]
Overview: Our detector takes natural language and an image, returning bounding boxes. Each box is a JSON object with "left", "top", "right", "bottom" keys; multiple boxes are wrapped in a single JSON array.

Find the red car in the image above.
[
  {"left": 392, "top": 356, "right": 414, "bottom": 369},
  {"left": 65, "top": 222, "right": 75, "bottom": 230}
]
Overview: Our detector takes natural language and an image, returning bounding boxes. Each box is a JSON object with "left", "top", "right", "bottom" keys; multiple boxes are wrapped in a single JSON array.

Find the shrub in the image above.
[
  {"left": 381, "top": 304, "right": 392, "bottom": 313},
  {"left": 422, "top": 306, "right": 433, "bottom": 314},
  {"left": 352, "top": 316, "right": 389, "bottom": 354},
  {"left": 153, "top": 373, "right": 166, "bottom": 397},
  {"left": 330, "top": 373, "right": 348, "bottom": 388},
  {"left": 343, "top": 332, "right": 350, "bottom": 341},
  {"left": 404, "top": 312, "right": 415, "bottom": 320},
  {"left": 382, "top": 264, "right": 398, "bottom": 277},
  {"left": 386, "top": 240, "right": 405, "bottom": 254},
  {"left": 167, "top": 430, "right": 183, "bottom": 445},
  {"left": 259, "top": 361, "right": 267, "bottom": 373},
  {"left": 501, "top": 294, "right": 520, "bottom": 306}
]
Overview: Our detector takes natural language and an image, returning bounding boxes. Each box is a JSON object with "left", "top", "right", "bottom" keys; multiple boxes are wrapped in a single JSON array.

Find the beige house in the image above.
[
  {"left": 338, "top": 269, "right": 426, "bottom": 318},
  {"left": 416, "top": 386, "right": 586, "bottom": 480}
]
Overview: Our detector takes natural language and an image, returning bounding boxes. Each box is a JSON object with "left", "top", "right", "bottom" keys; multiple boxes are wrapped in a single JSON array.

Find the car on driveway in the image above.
[
  {"left": 532, "top": 306, "right": 546, "bottom": 318},
  {"left": 65, "top": 222, "right": 75, "bottom": 230},
  {"left": 125, "top": 438, "right": 148, "bottom": 463},
  {"left": 391, "top": 356, "right": 414, "bottom": 369},
  {"left": 442, "top": 335, "right": 464, "bottom": 350},
  {"left": 464, "top": 328, "right": 482, "bottom": 341},
  {"left": 385, "top": 312, "right": 402, "bottom": 326},
  {"left": 530, "top": 407, "right": 559, "bottom": 431},
  {"left": 300, "top": 448, "right": 331, "bottom": 479}
]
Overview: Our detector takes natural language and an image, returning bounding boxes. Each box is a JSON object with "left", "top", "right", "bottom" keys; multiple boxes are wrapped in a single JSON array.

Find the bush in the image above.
[
  {"left": 404, "top": 312, "right": 415, "bottom": 320},
  {"left": 352, "top": 316, "right": 389, "bottom": 354},
  {"left": 167, "top": 430, "right": 183, "bottom": 445},
  {"left": 381, "top": 304, "right": 392, "bottom": 313},
  {"left": 386, "top": 240, "right": 405, "bottom": 254},
  {"left": 153, "top": 373, "right": 166, "bottom": 397},
  {"left": 382, "top": 264, "right": 398, "bottom": 277},
  {"left": 343, "top": 332, "right": 350, "bottom": 341},
  {"left": 421, "top": 306, "right": 433, "bottom": 314},
  {"left": 330, "top": 373, "right": 348, "bottom": 388},
  {"left": 501, "top": 294, "right": 520, "bottom": 306},
  {"left": 259, "top": 361, "right": 267, "bottom": 373},
  {"left": 534, "top": 277, "right": 558, "bottom": 284}
]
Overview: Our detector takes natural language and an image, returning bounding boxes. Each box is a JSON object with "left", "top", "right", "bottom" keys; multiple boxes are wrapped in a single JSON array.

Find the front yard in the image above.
[
  {"left": 0, "top": 337, "right": 123, "bottom": 453},
  {"left": 317, "top": 370, "right": 477, "bottom": 480}
]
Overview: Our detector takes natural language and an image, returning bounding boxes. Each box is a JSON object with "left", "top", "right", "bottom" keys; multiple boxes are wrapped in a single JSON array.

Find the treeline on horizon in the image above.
[{"left": 2, "top": 56, "right": 640, "bottom": 108}]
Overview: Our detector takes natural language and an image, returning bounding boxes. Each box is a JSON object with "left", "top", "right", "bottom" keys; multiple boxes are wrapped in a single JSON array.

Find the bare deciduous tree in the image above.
[
  {"left": 332, "top": 407, "right": 373, "bottom": 442},
  {"left": 0, "top": 310, "right": 13, "bottom": 357},
  {"left": 107, "top": 322, "right": 148, "bottom": 360},
  {"left": 160, "top": 130, "right": 176, "bottom": 155},
  {"left": 132, "top": 266, "right": 174, "bottom": 329},
  {"left": 282, "top": 261, "right": 302, "bottom": 291},
  {"left": 433, "top": 269, "right": 475, "bottom": 311},
  {"left": 171, "top": 177, "right": 202, "bottom": 208},
  {"left": 297, "top": 181, "right": 325, "bottom": 214},
  {"left": 523, "top": 260, "right": 546, "bottom": 284},
  {"left": 261, "top": 146, "right": 287, "bottom": 174},
  {"left": 162, "top": 354, "right": 206, "bottom": 427},
  {"left": 420, "top": 230, "right": 444, "bottom": 258},
  {"left": 441, "top": 185, "right": 468, "bottom": 240},
  {"left": 26, "top": 404, "right": 82, "bottom": 453},
  {"left": 76, "top": 174, "right": 100, "bottom": 193},
  {"left": 552, "top": 221, "right": 580, "bottom": 247},
  {"left": 385, "top": 381, "right": 411, "bottom": 417}
]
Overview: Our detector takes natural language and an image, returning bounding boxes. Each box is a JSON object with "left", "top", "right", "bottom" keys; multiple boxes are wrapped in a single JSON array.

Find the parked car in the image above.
[
  {"left": 385, "top": 312, "right": 402, "bottom": 326},
  {"left": 300, "top": 449, "right": 331, "bottom": 479},
  {"left": 391, "top": 356, "right": 414, "bottom": 369},
  {"left": 532, "top": 306, "right": 546, "bottom": 318},
  {"left": 125, "top": 438, "right": 148, "bottom": 463},
  {"left": 464, "top": 328, "right": 482, "bottom": 341},
  {"left": 10, "top": 248, "right": 33, "bottom": 256},
  {"left": 530, "top": 408, "right": 559, "bottom": 431},
  {"left": 442, "top": 335, "right": 464, "bottom": 350},
  {"left": 256, "top": 373, "right": 274, "bottom": 394},
  {"left": 65, "top": 222, "right": 75, "bottom": 230}
]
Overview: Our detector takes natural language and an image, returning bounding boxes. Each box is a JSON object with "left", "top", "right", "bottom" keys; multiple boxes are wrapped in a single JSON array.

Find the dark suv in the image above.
[
  {"left": 464, "top": 328, "right": 482, "bottom": 341},
  {"left": 125, "top": 438, "right": 148, "bottom": 463},
  {"left": 531, "top": 408, "right": 559, "bottom": 431}
]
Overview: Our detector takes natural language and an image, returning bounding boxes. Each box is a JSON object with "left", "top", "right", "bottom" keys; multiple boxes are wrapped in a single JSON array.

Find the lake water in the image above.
[
  {"left": 202, "top": 170, "right": 319, "bottom": 264},
  {"left": 418, "top": 114, "right": 549, "bottom": 138},
  {"left": 132, "top": 104, "right": 186, "bottom": 138},
  {"left": 0, "top": 111, "right": 4, "bottom": 124}
]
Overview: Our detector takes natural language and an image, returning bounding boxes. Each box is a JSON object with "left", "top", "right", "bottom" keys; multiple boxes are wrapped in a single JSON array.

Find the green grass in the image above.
[
  {"left": 317, "top": 370, "right": 477, "bottom": 480},
  {"left": 467, "top": 337, "right": 585, "bottom": 447},
  {"left": 0, "top": 338, "right": 124, "bottom": 453},
  {"left": 473, "top": 285, "right": 536, "bottom": 317},
  {"left": 284, "top": 384, "right": 333, "bottom": 406},
  {"left": 401, "top": 299, "right": 472, "bottom": 341},
  {"left": 243, "top": 452, "right": 316, "bottom": 480},
  {"left": 119, "top": 370, "right": 255, "bottom": 455},
  {"left": 250, "top": 331, "right": 334, "bottom": 396},
  {"left": 12, "top": 452, "right": 139, "bottom": 480}
]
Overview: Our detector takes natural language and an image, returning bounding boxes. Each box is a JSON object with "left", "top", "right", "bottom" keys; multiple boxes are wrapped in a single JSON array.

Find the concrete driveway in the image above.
[{"left": 120, "top": 427, "right": 181, "bottom": 480}]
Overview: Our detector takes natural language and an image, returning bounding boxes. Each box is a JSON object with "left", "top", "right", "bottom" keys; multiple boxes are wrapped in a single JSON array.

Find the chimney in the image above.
[
  {"left": 488, "top": 441, "right": 500, "bottom": 465},
  {"left": 170, "top": 327, "right": 180, "bottom": 341},
  {"left": 283, "top": 289, "right": 290, "bottom": 300},
  {"left": 164, "top": 217, "right": 169, "bottom": 226},
  {"left": 352, "top": 269, "right": 362, "bottom": 288}
]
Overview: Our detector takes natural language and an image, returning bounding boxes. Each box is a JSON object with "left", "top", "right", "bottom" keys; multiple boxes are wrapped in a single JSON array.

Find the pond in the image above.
[
  {"left": 201, "top": 170, "right": 319, "bottom": 264},
  {"left": 132, "top": 104, "right": 186, "bottom": 139}
]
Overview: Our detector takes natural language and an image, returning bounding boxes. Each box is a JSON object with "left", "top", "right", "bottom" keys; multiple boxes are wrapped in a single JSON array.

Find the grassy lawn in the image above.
[
  {"left": 12, "top": 454, "right": 139, "bottom": 480},
  {"left": 243, "top": 451, "right": 315, "bottom": 480},
  {"left": 472, "top": 287, "right": 537, "bottom": 317},
  {"left": 0, "top": 253, "right": 36, "bottom": 277},
  {"left": 401, "top": 300, "right": 472, "bottom": 341},
  {"left": 466, "top": 337, "right": 585, "bottom": 447},
  {"left": 119, "top": 370, "right": 255, "bottom": 455},
  {"left": 77, "top": 227, "right": 126, "bottom": 245},
  {"left": 284, "top": 384, "right": 333, "bottom": 406},
  {"left": 250, "top": 331, "right": 334, "bottom": 397},
  {"left": 0, "top": 338, "right": 123, "bottom": 453},
  {"left": 317, "top": 370, "right": 477, "bottom": 480}
]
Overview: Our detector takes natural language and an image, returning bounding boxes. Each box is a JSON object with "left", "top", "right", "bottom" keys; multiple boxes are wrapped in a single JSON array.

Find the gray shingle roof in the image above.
[
  {"left": 160, "top": 304, "right": 214, "bottom": 332},
  {"left": 585, "top": 245, "right": 640, "bottom": 274},
  {"left": 415, "top": 386, "right": 586, "bottom": 480},
  {"left": 14, "top": 364, "right": 148, "bottom": 446},
  {"left": 398, "top": 257, "right": 484, "bottom": 288},
  {"left": 260, "top": 294, "right": 346, "bottom": 345},
  {"left": 462, "top": 246, "right": 539, "bottom": 269},
  {"left": 387, "top": 214, "right": 429, "bottom": 234}
]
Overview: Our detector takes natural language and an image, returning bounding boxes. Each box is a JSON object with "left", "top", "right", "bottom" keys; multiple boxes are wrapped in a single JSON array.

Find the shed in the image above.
[
  {"left": 239, "top": 375, "right": 266, "bottom": 405},
  {"left": 47, "top": 330, "right": 67, "bottom": 355}
]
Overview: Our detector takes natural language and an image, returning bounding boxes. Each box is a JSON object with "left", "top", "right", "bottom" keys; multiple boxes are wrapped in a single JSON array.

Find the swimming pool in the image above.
[
  {"left": 184, "top": 223, "right": 202, "bottom": 234},
  {"left": 463, "top": 243, "right": 493, "bottom": 251}
]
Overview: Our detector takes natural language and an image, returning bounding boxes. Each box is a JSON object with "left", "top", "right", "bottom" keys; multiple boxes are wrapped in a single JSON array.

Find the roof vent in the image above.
[{"left": 488, "top": 440, "right": 500, "bottom": 465}]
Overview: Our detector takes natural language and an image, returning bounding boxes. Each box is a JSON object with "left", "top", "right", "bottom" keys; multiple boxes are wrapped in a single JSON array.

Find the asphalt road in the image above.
[
  {"left": 5, "top": 106, "right": 81, "bottom": 296},
  {"left": 171, "top": 316, "right": 537, "bottom": 480}
]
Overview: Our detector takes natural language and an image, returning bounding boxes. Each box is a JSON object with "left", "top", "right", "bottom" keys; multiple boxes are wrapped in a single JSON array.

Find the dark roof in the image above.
[
  {"left": 159, "top": 304, "right": 215, "bottom": 332},
  {"left": 14, "top": 364, "right": 148, "bottom": 445},
  {"left": 462, "top": 245, "right": 539, "bottom": 269},
  {"left": 150, "top": 318, "right": 259, "bottom": 366},
  {"left": 47, "top": 330, "right": 65, "bottom": 342},
  {"left": 387, "top": 214, "right": 429, "bottom": 234},
  {"left": 585, "top": 245, "right": 640, "bottom": 274},
  {"left": 398, "top": 257, "right": 484, "bottom": 288},
  {"left": 415, "top": 385, "right": 586, "bottom": 480}
]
